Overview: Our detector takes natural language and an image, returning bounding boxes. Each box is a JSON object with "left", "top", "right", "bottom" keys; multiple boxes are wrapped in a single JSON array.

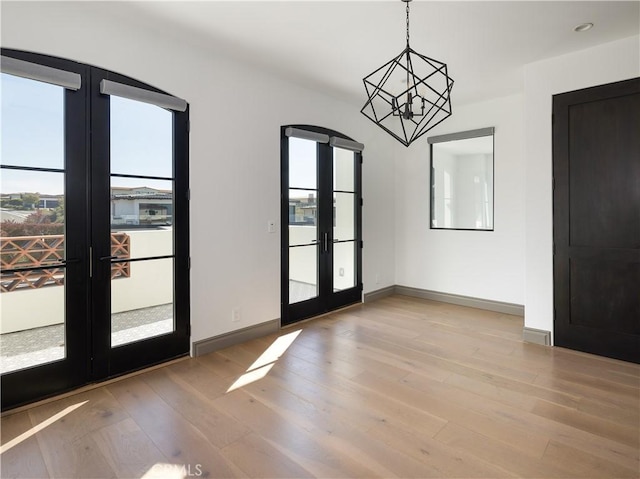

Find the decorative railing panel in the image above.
[
  {"left": 0, "top": 233, "right": 130, "bottom": 292},
  {"left": 109, "top": 233, "right": 130, "bottom": 280}
]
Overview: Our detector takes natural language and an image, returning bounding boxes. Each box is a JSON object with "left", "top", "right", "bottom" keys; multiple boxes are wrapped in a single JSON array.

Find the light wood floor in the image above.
[{"left": 2, "top": 295, "right": 639, "bottom": 478}]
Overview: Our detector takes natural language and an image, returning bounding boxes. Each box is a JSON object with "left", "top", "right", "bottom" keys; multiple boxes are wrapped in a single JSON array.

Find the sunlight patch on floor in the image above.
[
  {"left": 141, "top": 462, "right": 203, "bottom": 479},
  {"left": 0, "top": 400, "right": 88, "bottom": 454},
  {"left": 226, "top": 329, "right": 302, "bottom": 393}
]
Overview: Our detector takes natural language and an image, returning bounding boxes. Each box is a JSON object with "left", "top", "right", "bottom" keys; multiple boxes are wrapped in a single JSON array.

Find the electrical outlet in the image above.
[
  {"left": 267, "top": 220, "right": 276, "bottom": 233},
  {"left": 375, "top": 273, "right": 380, "bottom": 284},
  {"left": 232, "top": 308, "right": 241, "bottom": 322},
  {"left": 339, "top": 267, "right": 345, "bottom": 277}
]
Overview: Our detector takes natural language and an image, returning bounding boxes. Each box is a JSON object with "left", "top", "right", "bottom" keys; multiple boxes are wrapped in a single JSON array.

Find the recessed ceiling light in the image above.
[{"left": 574, "top": 23, "right": 594, "bottom": 32}]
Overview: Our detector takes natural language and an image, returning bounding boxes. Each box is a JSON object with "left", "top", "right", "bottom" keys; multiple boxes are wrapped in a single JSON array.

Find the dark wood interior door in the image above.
[{"left": 553, "top": 77, "right": 640, "bottom": 363}]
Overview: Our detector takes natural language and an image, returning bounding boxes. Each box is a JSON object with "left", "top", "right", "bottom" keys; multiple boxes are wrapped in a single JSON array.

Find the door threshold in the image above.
[{"left": 1, "top": 354, "right": 190, "bottom": 417}]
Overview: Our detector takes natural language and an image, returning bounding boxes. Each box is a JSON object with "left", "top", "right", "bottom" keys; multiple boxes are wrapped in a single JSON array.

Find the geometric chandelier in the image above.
[{"left": 361, "top": 0, "right": 454, "bottom": 147}]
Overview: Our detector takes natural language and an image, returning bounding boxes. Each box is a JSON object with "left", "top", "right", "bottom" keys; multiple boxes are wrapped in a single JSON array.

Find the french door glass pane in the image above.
[
  {"left": 288, "top": 136, "right": 319, "bottom": 304},
  {"left": 332, "top": 147, "right": 356, "bottom": 292},
  {"left": 0, "top": 268, "right": 66, "bottom": 373},
  {"left": 110, "top": 96, "right": 173, "bottom": 178},
  {"left": 333, "top": 148, "right": 354, "bottom": 192},
  {"left": 0, "top": 169, "right": 64, "bottom": 220},
  {"left": 289, "top": 189, "right": 317, "bottom": 246},
  {"left": 110, "top": 178, "right": 173, "bottom": 260},
  {"left": 333, "top": 241, "right": 356, "bottom": 291},
  {"left": 289, "top": 245, "right": 318, "bottom": 304},
  {"left": 1, "top": 73, "right": 67, "bottom": 373},
  {"left": 334, "top": 192, "right": 355, "bottom": 241},
  {"left": 288, "top": 137, "right": 317, "bottom": 189},
  {"left": 1, "top": 73, "right": 64, "bottom": 169},
  {"left": 109, "top": 94, "right": 176, "bottom": 347},
  {"left": 111, "top": 258, "right": 174, "bottom": 347}
]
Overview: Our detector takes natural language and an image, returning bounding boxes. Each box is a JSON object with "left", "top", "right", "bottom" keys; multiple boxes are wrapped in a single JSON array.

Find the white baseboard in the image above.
[
  {"left": 522, "top": 327, "right": 551, "bottom": 346},
  {"left": 363, "top": 285, "right": 396, "bottom": 303},
  {"left": 394, "top": 285, "right": 525, "bottom": 316},
  {"left": 192, "top": 319, "right": 280, "bottom": 357}
]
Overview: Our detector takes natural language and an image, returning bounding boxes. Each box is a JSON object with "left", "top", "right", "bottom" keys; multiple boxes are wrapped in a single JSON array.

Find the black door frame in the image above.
[
  {"left": 280, "top": 125, "right": 363, "bottom": 326},
  {"left": 89, "top": 67, "right": 191, "bottom": 379},
  {"left": 1, "top": 49, "right": 190, "bottom": 410},
  {"left": 1, "top": 49, "right": 91, "bottom": 409}
]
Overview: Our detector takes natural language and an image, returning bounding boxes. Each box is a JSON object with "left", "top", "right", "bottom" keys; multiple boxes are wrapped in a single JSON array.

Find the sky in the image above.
[
  {"left": 1, "top": 72, "right": 352, "bottom": 198},
  {"left": 1, "top": 72, "right": 173, "bottom": 196},
  {"left": 288, "top": 136, "right": 355, "bottom": 194},
  {"left": 288, "top": 137, "right": 317, "bottom": 191}
]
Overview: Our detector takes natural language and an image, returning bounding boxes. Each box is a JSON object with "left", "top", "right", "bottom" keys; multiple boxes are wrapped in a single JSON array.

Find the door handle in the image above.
[
  {"left": 322, "top": 232, "right": 329, "bottom": 253},
  {"left": 99, "top": 255, "right": 119, "bottom": 261},
  {"left": 60, "top": 258, "right": 80, "bottom": 265}
]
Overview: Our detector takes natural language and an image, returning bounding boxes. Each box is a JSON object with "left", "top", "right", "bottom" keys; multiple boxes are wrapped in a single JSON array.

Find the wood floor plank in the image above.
[
  {"left": 0, "top": 411, "right": 50, "bottom": 479},
  {"left": 27, "top": 388, "right": 126, "bottom": 479},
  {"left": 443, "top": 371, "right": 570, "bottom": 411},
  {"left": 272, "top": 356, "right": 449, "bottom": 437},
  {"left": 534, "top": 372, "right": 640, "bottom": 410},
  {"left": 541, "top": 440, "right": 639, "bottom": 478},
  {"left": 366, "top": 419, "right": 516, "bottom": 478},
  {"left": 141, "top": 366, "right": 251, "bottom": 448},
  {"left": 106, "top": 377, "right": 245, "bottom": 478},
  {"left": 235, "top": 373, "right": 426, "bottom": 478},
  {"left": 195, "top": 351, "right": 249, "bottom": 379},
  {"left": 291, "top": 323, "right": 448, "bottom": 382},
  {"left": 507, "top": 343, "right": 640, "bottom": 391},
  {"left": 231, "top": 352, "right": 447, "bottom": 451},
  {"left": 536, "top": 367, "right": 640, "bottom": 401},
  {"left": 213, "top": 388, "right": 382, "bottom": 478},
  {"left": 220, "top": 433, "right": 315, "bottom": 478},
  {"left": 265, "top": 340, "right": 368, "bottom": 380},
  {"left": 354, "top": 369, "right": 552, "bottom": 459},
  {"left": 397, "top": 368, "right": 640, "bottom": 471},
  {"left": 90, "top": 418, "right": 167, "bottom": 478},
  {"left": 434, "top": 422, "right": 579, "bottom": 478},
  {"left": 576, "top": 394, "right": 640, "bottom": 426},
  {"left": 531, "top": 398, "right": 639, "bottom": 448}
]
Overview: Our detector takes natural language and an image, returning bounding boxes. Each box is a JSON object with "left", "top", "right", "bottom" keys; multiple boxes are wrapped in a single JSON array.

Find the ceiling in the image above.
[{"left": 97, "top": 1, "right": 639, "bottom": 107}]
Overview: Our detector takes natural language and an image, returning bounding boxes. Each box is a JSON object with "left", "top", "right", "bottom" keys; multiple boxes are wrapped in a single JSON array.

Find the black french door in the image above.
[
  {"left": 281, "top": 125, "right": 363, "bottom": 326},
  {"left": 0, "top": 50, "right": 190, "bottom": 410}
]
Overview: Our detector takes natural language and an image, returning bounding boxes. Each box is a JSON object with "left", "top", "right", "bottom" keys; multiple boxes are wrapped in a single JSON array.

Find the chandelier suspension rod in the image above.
[
  {"left": 406, "top": 0, "right": 410, "bottom": 48},
  {"left": 406, "top": 1, "right": 410, "bottom": 91},
  {"left": 406, "top": 0, "right": 416, "bottom": 119}
]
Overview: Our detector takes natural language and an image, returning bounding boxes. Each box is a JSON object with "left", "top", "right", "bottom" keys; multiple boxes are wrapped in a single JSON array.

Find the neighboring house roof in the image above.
[
  {"left": 0, "top": 209, "right": 31, "bottom": 223},
  {"left": 112, "top": 194, "right": 172, "bottom": 200},
  {"left": 111, "top": 186, "right": 172, "bottom": 193}
]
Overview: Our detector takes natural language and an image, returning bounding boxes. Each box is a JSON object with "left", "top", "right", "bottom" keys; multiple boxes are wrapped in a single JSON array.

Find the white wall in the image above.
[
  {"left": 111, "top": 229, "right": 173, "bottom": 314},
  {"left": 395, "top": 94, "right": 525, "bottom": 305},
  {"left": 1, "top": 2, "right": 398, "bottom": 348},
  {"left": 523, "top": 35, "right": 640, "bottom": 341},
  {"left": 0, "top": 287, "right": 64, "bottom": 334}
]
